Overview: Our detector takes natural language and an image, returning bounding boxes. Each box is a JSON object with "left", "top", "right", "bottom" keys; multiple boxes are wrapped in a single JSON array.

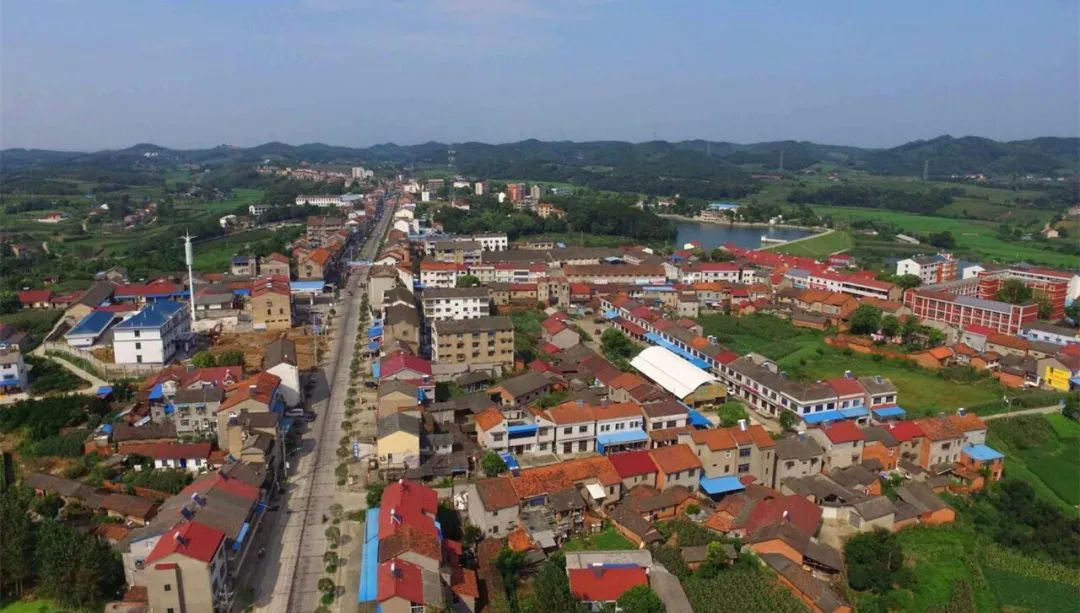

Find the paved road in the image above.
[
  {"left": 981, "top": 404, "right": 1063, "bottom": 421},
  {"left": 247, "top": 193, "right": 395, "bottom": 613}
]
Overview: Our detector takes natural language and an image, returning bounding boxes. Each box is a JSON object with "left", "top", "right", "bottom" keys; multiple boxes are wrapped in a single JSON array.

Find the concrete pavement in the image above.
[{"left": 245, "top": 193, "right": 395, "bottom": 612}]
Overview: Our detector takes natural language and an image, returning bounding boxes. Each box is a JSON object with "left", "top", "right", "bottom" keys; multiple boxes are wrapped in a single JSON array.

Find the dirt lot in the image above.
[{"left": 208, "top": 327, "right": 326, "bottom": 372}]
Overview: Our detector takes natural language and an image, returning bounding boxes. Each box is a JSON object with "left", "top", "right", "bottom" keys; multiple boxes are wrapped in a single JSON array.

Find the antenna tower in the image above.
[
  {"left": 447, "top": 144, "right": 456, "bottom": 174},
  {"left": 182, "top": 232, "right": 197, "bottom": 323},
  {"left": 779, "top": 149, "right": 785, "bottom": 173},
  {"left": 923, "top": 160, "right": 929, "bottom": 181}
]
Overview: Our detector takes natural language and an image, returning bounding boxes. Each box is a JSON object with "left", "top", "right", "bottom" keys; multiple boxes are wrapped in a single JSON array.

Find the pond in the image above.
[{"left": 675, "top": 220, "right": 814, "bottom": 250}]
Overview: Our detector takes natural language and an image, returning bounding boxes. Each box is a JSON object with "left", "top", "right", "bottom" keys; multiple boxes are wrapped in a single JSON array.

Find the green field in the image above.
[
  {"left": 192, "top": 225, "right": 302, "bottom": 272},
  {"left": 563, "top": 525, "right": 635, "bottom": 551},
  {"left": 768, "top": 229, "right": 853, "bottom": 257},
  {"left": 0, "top": 602, "right": 67, "bottom": 613},
  {"left": 895, "top": 527, "right": 997, "bottom": 612},
  {"left": 183, "top": 187, "right": 265, "bottom": 214},
  {"left": 987, "top": 414, "right": 1080, "bottom": 511},
  {"left": 982, "top": 566, "right": 1079, "bottom": 612},
  {"left": 808, "top": 205, "right": 1076, "bottom": 268}
]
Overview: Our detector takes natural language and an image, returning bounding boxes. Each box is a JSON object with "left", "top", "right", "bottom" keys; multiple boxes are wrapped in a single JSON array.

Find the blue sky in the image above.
[{"left": 2, "top": 1, "right": 1077, "bottom": 150}]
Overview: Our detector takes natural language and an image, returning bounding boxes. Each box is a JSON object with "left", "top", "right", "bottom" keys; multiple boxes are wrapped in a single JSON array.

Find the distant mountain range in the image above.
[{"left": 2, "top": 135, "right": 1077, "bottom": 180}]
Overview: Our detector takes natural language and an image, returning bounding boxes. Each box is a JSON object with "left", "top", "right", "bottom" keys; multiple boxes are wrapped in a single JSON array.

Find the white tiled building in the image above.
[{"left": 113, "top": 301, "right": 192, "bottom": 365}]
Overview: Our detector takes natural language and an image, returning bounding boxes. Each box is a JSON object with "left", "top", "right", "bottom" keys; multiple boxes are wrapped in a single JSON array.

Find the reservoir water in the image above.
[{"left": 674, "top": 220, "right": 814, "bottom": 250}]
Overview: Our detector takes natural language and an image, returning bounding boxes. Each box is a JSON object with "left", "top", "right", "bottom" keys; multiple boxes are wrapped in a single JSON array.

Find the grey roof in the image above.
[
  {"left": 378, "top": 379, "right": 420, "bottom": 398},
  {"left": 852, "top": 496, "right": 898, "bottom": 521},
  {"left": 385, "top": 303, "right": 420, "bottom": 327},
  {"left": 0, "top": 350, "right": 23, "bottom": 365},
  {"left": 860, "top": 426, "right": 898, "bottom": 447},
  {"left": 111, "top": 420, "right": 177, "bottom": 442},
  {"left": 377, "top": 412, "right": 421, "bottom": 438},
  {"left": 195, "top": 292, "right": 234, "bottom": 306},
  {"left": 760, "top": 553, "right": 849, "bottom": 613},
  {"left": 830, "top": 464, "right": 879, "bottom": 489},
  {"left": 433, "top": 315, "right": 513, "bottom": 335},
  {"left": 608, "top": 504, "right": 663, "bottom": 544},
  {"left": 218, "top": 461, "right": 269, "bottom": 488},
  {"left": 263, "top": 338, "right": 298, "bottom": 368},
  {"left": 895, "top": 481, "right": 949, "bottom": 514},
  {"left": 1021, "top": 321, "right": 1080, "bottom": 337},
  {"left": 455, "top": 370, "right": 493, "bottom": 387},
  {"left": 564, "top": 549, "right": 653, "bottom": 571},
  {"left": 492, "top": 371, "right": 550, "bottom": 398},
  {"left": 173, "top": 385, "right": 224, "bottom": 405},
  {"left": 858, "top": 375, "right": 897, "bottom": 395},
  {"left": 422, "top": 287, "right": 491, "bottom": 301},
  {"left": 433, "top": 240, "right": 481, "bottom": 251},
  {"left": 75, "top": 281, "right": 116, "bottom": 308},
  {"left": 426, "top": 432, "right": 453, "bottom": 450},
  {"left": 775, "top": 435, "right": 824, "bottom": 461},
  {"left": 728, "top": 356, "right": 837, "bottom": 402},
  {"left": 640, "top": 399, "right": 689, "bottom": 419},
  {"left": 235, "top": 410, "right": 280, "bottom": 430},
  {"left": 548, "top": 488, "right": 586, "bottom": 513},
  {"left": 24, "top": 473, "right": 107, "bottom": 506},
  {"left": 383, "top": 286, "right": 415, "bottom": 306},
  {"left": 782, "top": 474, "right": 860, "bottom": 506},
  {"left": 429, "top": 391, "right": 496, "bottom": 415},
  {"left": 521, "top": 509, "right": 556, "bottom": 548}
]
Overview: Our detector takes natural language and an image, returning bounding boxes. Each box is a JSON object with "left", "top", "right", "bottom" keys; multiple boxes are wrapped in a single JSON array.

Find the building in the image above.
[
  {"left": 896, "top": 254, "right": 957, "bottom": 285},
  {"left": 249, "top": 275, "right": 292, "bottom": 331},
  {"left": 421, "top": 287, "right": 491, "bottom": 321},
  {"left": 263, "top": 338, "right": 302, "bottom": 407},
  {"left": 260, "top": 252, "right": 291, "bottom": 278},
  {"left": 230, "top": 255, "right": 258, "bottom": 277},
  {"left": 629, "top": 346, "right": 726, "bottom": 408},
  {"left": 808, "top": 421, "right": 866, "bottom": 470},
  {"left": 568, "top": 563, "right": 648, "bottom": 612},
  {"left": 466, "top": 477, "right": 520, "bottom": 537},
  {"left": 1020, "top": 321, "right": 1080, "bottom": 347},
  {"left": 688, "top": 422, "right": 775, "bottom": 485},
  {"left": 431, "top": 316, "right": 514, "bottom": 374},
  {"left": 142, "top": 521, "right": 229, "bottom": 613},
  {"left": 170, "top": 386, "right": 224, "bottom": 437},
  {"left": 977, "top": 266, "right": 1078, "bottom": 318},
  {"left": 0, "top": 349, "right": 29, "bottom": 394},
  {"left": 113, "top": 301, "right": 192, "bottom": 365},
  {"left": 377, "top": 413, "right": 422, "bottom": 469},
  {"left": 506, "top": 183, "right": 526, "bottom": 203},
  {"left": 297, "top": 248, "right": 333, "bottom": 280},
  {"left": 306, "top": 216, "right": 345, "bottom": 245},
  {"left": 904, "top": 288, "right": 1038, "bottom": 334},
  {"left": 419, "top": 262, "right": 468, "bottom": 289}
]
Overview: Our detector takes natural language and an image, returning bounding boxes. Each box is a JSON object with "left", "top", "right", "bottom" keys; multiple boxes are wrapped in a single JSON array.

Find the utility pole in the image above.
[
  {"left": 182, "top": 232, "right": 197, "bottom": 323},
  {"left": 923, "top": 160, "right": 930, "bottom": 182},
  {"left": 778, "top": 149, "right": 785, "bottom": 173}
]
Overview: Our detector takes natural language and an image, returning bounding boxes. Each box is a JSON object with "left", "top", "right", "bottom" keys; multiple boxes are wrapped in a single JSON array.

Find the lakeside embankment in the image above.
[{"left": 659, "top": 213, "right": 825, "bottom": 232}]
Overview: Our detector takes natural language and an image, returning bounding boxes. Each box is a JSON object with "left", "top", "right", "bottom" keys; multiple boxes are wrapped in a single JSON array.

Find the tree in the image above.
[
  {"left": 616, "top": 585, "right": 664, "bottom": 613},
  {"left": 715, "top": 401, "right": 749, "bottom": 427},
  {"left": 456, "top": 274, "right": 481, "bottom": 288},
  {"left": 995, "top": 278, "right": 1034, "bottom": 305},
  {"left": 437, "top": 501, "right": 463, "bottom": 541},
  {"left": 365, "top": 481, "right": 386, "bottom": 508},
  {"left": 710, "top": 247, "right": 734, "bottom": 262},
  {"left": 191, "top": 351, "right": 217, "bottom": 368},
  {"left": 1064, "top": 301, "right": 1080, "bottom": 324},
  {"left": 849, "top": 304, "right": 883, "bottom": 335},
  {"left": 524, "top": 553, "right": 586, "bottom": 613},
  {"left": 216, "top": 350, "right": 245, "bottom": 366},
  {"left": 1034, "top": 292, "right": 1053, "bottom": 320},
  {"left": 880, "top": 314, "right": 901, "bottom": 338},
  {"left": 844, "top": 529, "right": 908, "bottom": 595},
  {"left": 0, "top": 291, "right": 20, "bottom": 314},
  {"left": 601, "top": 328, "right": 639, "bottom": 368},
  {"left": 495, "top": 547, "right": 527, "bottom": 601},
  {"left": 481, "top": 450, "right": 507, "bottom": 477},
  {"left": 779, "top": 410, "right": 798, "bottom": 431},
  {"left": 317, "top": 577, "right": 336, "bottom": 594},
  {"left": 894, "top": 274, "right": 921, "bottom": 290}
]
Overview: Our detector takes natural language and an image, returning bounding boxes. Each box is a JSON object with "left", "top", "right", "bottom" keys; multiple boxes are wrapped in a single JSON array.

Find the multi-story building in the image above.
[
  {"left": 421, "top": 287, "right": 491, "bottom": 321},
  {"left": 561, "top": 264, "right": 668, "bottom": 285},
  {"left": 466, "top": 476, "right": 520, "bottom": 536},
  {"left": 1020, "top": 321, "right": 1080, "bottom": 346},
  {"left": 297, "top": 247, "right": 332, "bottom": 280},
  {"left": 260, "top": 252, "right": 291, "bottom": 278},
  {"left": 904, "top": 288, "right": 1038, "bottom": 334},
  {"left": 976, "top": 266, "right": 1075, "bottom": 320},
  {"left": 113, "top": 301, "right": 191, "bottom": 365},
  {"left": 431, "top": 316, "right": 514, "bottom": 373},
  {"left": 248, "top": 275, "right": 292, "bottom": 331},
  {"left": 171, "top": 386, "right": 224, "bottom": 437},
  {"left": 419, "top": 262, "right": 469, "bottom": 289},
  {"left": 432, "top": 240, "right": 483, "bottom": 265},
  {"left": 784, "top": 268, "right": 900, "bottom": 301},
  {"left": 506, "top": 183, "right": 526, "bottom": 203},
  {"left": 807, "top": 421, "right": 866, "bottom": 470},
  {"left": 679, "top": 262, "right": 757, "bottom": 284},
  {"left": 306, "top": 215, "right": 344, "bottom": 245},
  {"left": 0, "top": 349, "right": 29, "bottom": 394},
  {"left": 687, "top": 421, "right": 775, "bottom": 484},
  {"left": 896, "top": 254, "right": 957, "bottom": 285},
  {"left": 772, "top": 434, "right": 825, "bottom": 488}
]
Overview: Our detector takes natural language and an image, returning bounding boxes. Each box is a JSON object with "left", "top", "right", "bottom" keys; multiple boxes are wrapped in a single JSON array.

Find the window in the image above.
[
  {"left": 739, "top": 447, "right": 751, "bottom": 457},
  {"left": 164, "top": 584, "right": 172, "bottom": 592},
  {"left": 737, "top": 463, "right": 750, "bottom": 473},
  {"left": 134, "top": 330, "right": 141, "bottom": 338},
  {"left": 563, "top": 427, "right": 572, "bottom": 435},
  {"left": 578, "top": 425, "right": 588, "bottom": 433}
]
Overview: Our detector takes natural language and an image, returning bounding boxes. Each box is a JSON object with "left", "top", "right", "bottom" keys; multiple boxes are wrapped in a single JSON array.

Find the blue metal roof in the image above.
[
  {"left": 358, "top": 507, "right": 380, "bottom": 602},
  {"left": 148, "top": 384, "right": 164, "bottom": 400},
  {"left": 368, "top": 340, "right": 380, "bottom": 352},
  {"left": 0, "top": 379, "right": 22, "bottom": 387},
  {"left": 232, "top": 521, "right": 250, "bottom": 550},
  {"left": 115, "top": 300, "right": 185, "bottom": 330},
  {"left": 368, "top": 326, "right": 384, "bottom": 338},
  {"left": 687, "top": 409, "right": 713, "bottom": 428},
  {"left": 872, "top": 406, "right": 907, "bottom": 419},
  {"left": 603, "top": 309, "right": 620, "bottom": 320},
  {"left": 499, "top": 452, "right": 520, "bottom": 474},
  {"left": 507, "top": 424, "right": 539, "bottom": 436},
  {"left": 371, "top": 362, "right": 380, "bottom": 379},
  {"left": 962, "top": 444, "right": 1004, "bottom": 462},
  {"left": 96, "top": 385, "right": 113, "bottom": 397},
  {"left": 699, "top": 475, "right": 745, "bottom": 495},
  {"left": 802, "top": 409, "right": 846, "bottom": 425},
  {"left": 290, "top": 281, "right": 325, "bottom": 293},
  {"left": 163, "top": 403, "right": 175, "bottom": 415},
  {"left": 596, "top": 429, "right": 648, "bottom": 446},
  {"left": 838, "top": 406, "right": 869, "bottom": 419},
  {"left": 67, "top": 310, "right": 117, "bottom": 337}
]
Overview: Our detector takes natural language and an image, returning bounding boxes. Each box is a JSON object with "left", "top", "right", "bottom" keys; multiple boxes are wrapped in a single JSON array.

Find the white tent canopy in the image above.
[{"left": 630, "top": 345, "right": 717, "bottom": 399}]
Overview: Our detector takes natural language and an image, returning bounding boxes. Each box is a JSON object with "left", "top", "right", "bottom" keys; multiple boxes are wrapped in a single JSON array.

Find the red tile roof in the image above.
[
  {"left": 148, "top": 442, "right": 213, "bottom": 460},
  {"left": 474, "top": 408, "right": 504, "bottom": 432},
  {"left": 305, "top": 248, "right": 333, "bottom": 267},
  {"left": 743, "top": 494, "right": 822, "bottom": 536},
  {"left": 379, "top": 480, "right": 438, "bottom": 538},
  {"left": 17, "top": 289, "right": 52, "bottom": 304},
  {"left": 380, "top": 351, "right": 432, "bottom": 378},
  {"left": 915, "top": 417, "right": 964, "bottom": 441},
  {"left": 219, "top": 372, "right": 281, "bottom": 412},
  {"left": 473, "top": 477, "right": 518, "bottom": 510},
  {"left": 511, "top": 456, "right": 621, "bottom": 499},
  {"left": 146, "top": 521, "right": 224, "bottom": 565},
  {"left": 608, "top": 450, "right": 658, "bottom": 478},
  {"left": 818, "top": 421, "right": 865, "bottom": 444},
  {"left": 826, "top": 377, "right": 866, "bottom": 397},
  {"left": 648, "top": 443, "right": 702, "bottom": 474},
  {"left": 180, "top": 472, "right": 260, "bottom": 501},
  {"left": 884, "top": 421, "right": 924, "bottom": 442},
  {"left": 568, "top": 567, "right": 648, "bottom": 602},
  {"left": 377, "top": 559, "right": 427, "bottom": 604},
  {"left": 114, "top": 282, "right": 183, "bottom": 297}
]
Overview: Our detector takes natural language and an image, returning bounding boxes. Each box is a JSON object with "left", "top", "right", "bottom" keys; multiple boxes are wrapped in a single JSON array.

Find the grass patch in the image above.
[
  {"left": 894, "top": 526, "right": 996, "bottom": 613},
  {"left": 809, "top": 205, "right": 1077, "bottom": 268},
  {"left": 0, "top": 601, "right": 68, "bottom": 613},
  {"left": 768, "top": 230, "right": 854, "bottom": 258},
  {"left": 697, "top": 313, "right": 824, "bottom": 363},
  {"left": 563, "top": 525, "right": 635, "bottom": 551},
  {"left": 988, "top": 414, "right": 1080, "bottom": 509},
  {"left": 983, "top": 567, "right": 1079, "bottom": 612},
  {"left": 0, "top": 309, "right": 63, "bottom": 349}
]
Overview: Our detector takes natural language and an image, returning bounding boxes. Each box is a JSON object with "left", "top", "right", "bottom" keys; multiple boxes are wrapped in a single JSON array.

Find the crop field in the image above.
[
  {"left": 769, "top": 229, "right": 853, "bottom": 257},
  {"left": 806, "top": 205, "right": 1077, "bottom": 268},
  {"left": 988, "top": 414, "right": 1080, "bottom": 510}
]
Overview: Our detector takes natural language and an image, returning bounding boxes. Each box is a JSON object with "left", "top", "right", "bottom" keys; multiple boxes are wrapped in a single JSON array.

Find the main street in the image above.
[{"left": 247, "top": 191, "right": 396, "bottom": 612}]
